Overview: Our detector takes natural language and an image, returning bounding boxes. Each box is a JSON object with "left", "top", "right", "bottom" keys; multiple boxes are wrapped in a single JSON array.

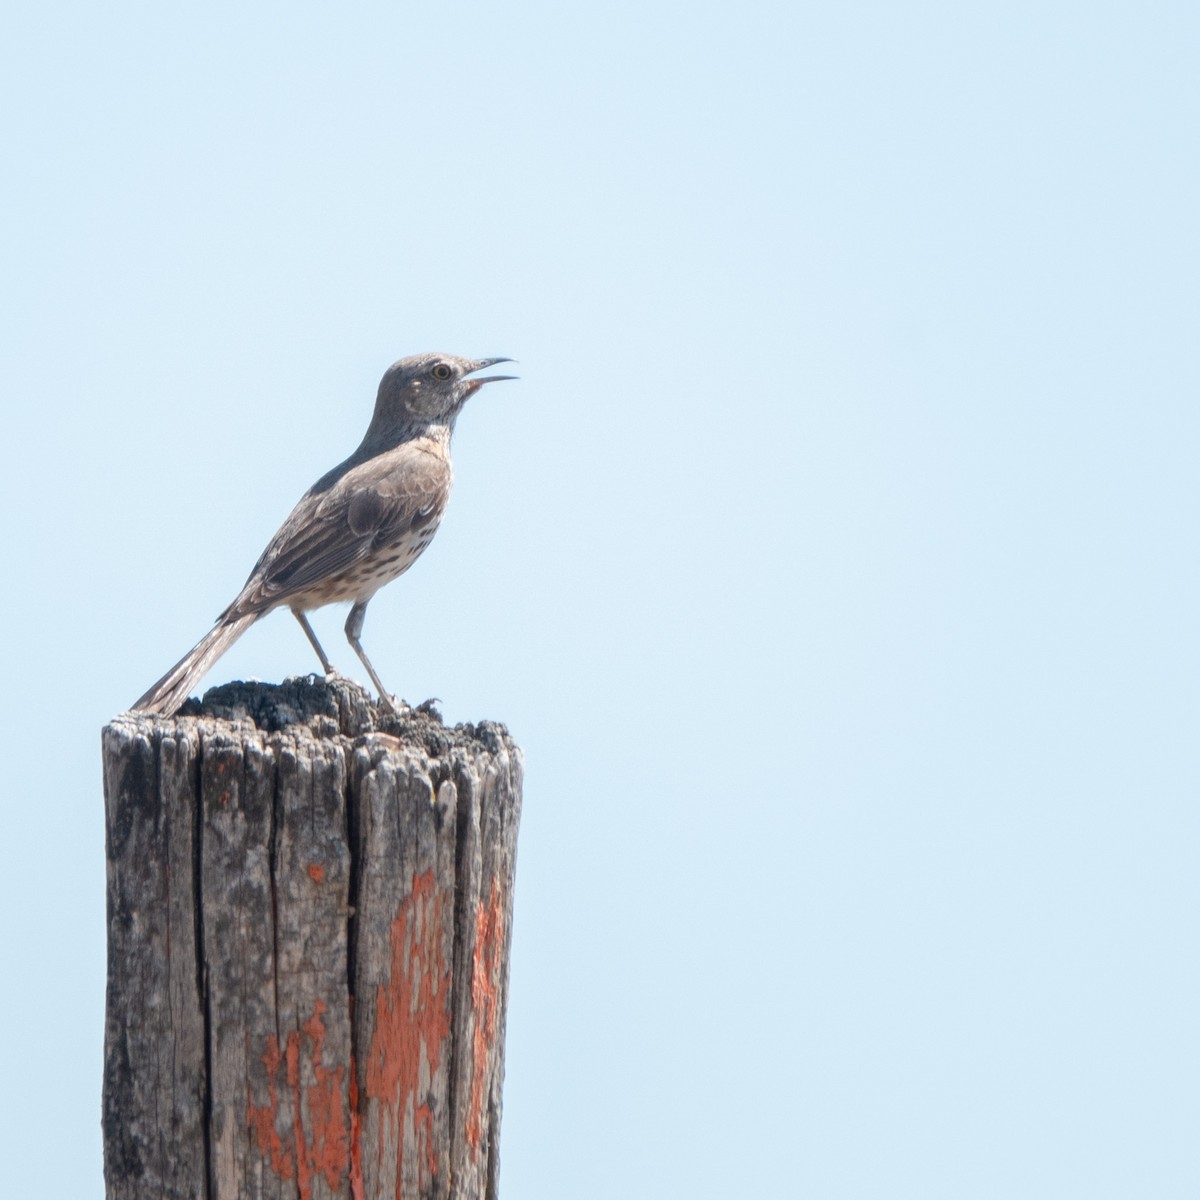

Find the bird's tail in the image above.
[{"left": 131, "top": 614, "right": 258, "bottom": 716}]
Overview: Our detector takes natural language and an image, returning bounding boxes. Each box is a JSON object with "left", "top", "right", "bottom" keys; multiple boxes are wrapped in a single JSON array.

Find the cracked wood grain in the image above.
[{"left": 102, "top": 678, "right": 523, "bottom": 1200}]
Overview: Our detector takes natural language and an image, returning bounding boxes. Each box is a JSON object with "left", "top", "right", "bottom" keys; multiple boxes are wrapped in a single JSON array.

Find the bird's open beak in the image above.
[{"left": 465, "top": 357, "right": 518, "bottom": 388}]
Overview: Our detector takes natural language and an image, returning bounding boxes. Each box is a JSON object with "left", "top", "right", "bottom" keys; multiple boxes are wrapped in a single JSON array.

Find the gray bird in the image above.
[{"left": 132, "top": 352, "right": 515, "bottom": 716}]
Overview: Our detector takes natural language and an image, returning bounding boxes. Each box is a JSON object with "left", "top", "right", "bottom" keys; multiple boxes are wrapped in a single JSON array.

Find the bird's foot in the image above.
[{"left": 377, "top": 691, "right": 411, "bottom": 716}]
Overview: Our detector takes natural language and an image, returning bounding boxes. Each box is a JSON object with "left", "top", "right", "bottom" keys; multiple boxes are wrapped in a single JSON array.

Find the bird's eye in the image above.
[{"left": 431, "top": 363, "right": 453, "bottom": 381}]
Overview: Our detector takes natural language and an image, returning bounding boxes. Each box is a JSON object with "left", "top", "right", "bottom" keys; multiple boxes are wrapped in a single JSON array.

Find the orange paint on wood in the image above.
[
  {"left": 307, "top": 863, "right": 326, "bottom": 884},
  {"left": 364, "top": 869, "right": 452, "bottom": 1191},
  {"left": 246, "top": 999, "right": 349, "bottom": 1199},
  {"left": 466, "top": 879, "right": 505, "bottom": 1156},
  {"left": 213, "top": 757, "right": 233, "bottom": 806},
  {"left": 285, "top": 1022, "right": 312, "bottom": 1200},
  {"left": 247, "top": 1035, "right": 293, "bottom": 1179},
  {"left": 349, "top": 1054, "right": 365, "bottom": 1200}
]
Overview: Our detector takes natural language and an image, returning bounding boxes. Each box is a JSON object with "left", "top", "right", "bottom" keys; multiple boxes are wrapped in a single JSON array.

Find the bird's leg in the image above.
[
  {"left": 292, "top": 609, "right": 339, "bottom": 676},
  {"left": 345, "top": 600, "right": 404, "bottom": 713}
]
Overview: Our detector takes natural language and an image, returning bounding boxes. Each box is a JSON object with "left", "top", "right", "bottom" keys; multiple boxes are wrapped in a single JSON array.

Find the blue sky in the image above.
[{"left": 2, "top": 2, "right": 1197, "bottom": 1196}]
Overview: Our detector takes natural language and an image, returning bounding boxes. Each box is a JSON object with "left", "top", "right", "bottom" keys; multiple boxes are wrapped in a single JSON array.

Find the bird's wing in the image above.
[{"left": 227, "top": 442, "right": 451, "bottom": 615}]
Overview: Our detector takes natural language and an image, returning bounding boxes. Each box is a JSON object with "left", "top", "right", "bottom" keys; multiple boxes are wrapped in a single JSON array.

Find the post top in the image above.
[{"left": 109, "top": 675, "right": 517, "bottom": 761}]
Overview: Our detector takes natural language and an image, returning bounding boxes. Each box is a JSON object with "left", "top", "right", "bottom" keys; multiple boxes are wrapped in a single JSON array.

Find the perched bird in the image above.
[{"left": 132, "top": 352, "right": 515, "bottom": 715}]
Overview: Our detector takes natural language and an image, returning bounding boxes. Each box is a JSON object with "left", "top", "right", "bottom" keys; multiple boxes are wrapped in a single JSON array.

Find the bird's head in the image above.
[{"left": 376, "top": 352, "right": 516, "bottom": 430}]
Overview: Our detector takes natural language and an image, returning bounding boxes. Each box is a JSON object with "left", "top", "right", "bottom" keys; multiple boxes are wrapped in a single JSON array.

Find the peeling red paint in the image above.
[
  {"left": 247, "top": 1035, "right": 292, "bottom": 1179},
  {"left": 364, "top": 869, "right": 452, "bottom": 1192},
  {"left": 307, "top": 863, "right": 326, "bottom": 884},
  {"left": 247, "top": 999, "right": 349, "bottom": 1199},
  {"left": 213, "top": 757, "right": 234, "bottom": 806},
  {"left": 349, "top": 1054, "right": 364, "bottom": 1200},
  {"left": 466, "top": 879, "right": 505, "bottom": 1157}
]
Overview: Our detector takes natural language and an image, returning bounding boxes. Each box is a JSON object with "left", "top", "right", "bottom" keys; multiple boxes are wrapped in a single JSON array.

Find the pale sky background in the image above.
[{"left": 2, "top": 2, "right": 1197, "bottom": 1196}]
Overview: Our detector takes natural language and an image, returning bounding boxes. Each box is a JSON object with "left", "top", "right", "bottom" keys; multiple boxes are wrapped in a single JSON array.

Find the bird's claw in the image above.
[{"left": 378, "top": 692, "right": 411, "bottom": 716}]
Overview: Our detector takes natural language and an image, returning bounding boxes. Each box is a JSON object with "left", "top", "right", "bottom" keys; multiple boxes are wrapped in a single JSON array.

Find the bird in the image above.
[{"left": 132, "top": 351, "right": 515, "bottom": 716}]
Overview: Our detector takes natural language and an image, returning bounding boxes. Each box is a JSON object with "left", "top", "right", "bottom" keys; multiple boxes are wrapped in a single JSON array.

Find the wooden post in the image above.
[{"left": 101, "top": 678, "right": 523, "bottom": 1200}]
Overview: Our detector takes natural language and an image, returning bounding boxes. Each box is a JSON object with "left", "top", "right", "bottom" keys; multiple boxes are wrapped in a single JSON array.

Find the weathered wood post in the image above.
[{"left": 101, "top": 677, "right": 523, "bottom": 1200}]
